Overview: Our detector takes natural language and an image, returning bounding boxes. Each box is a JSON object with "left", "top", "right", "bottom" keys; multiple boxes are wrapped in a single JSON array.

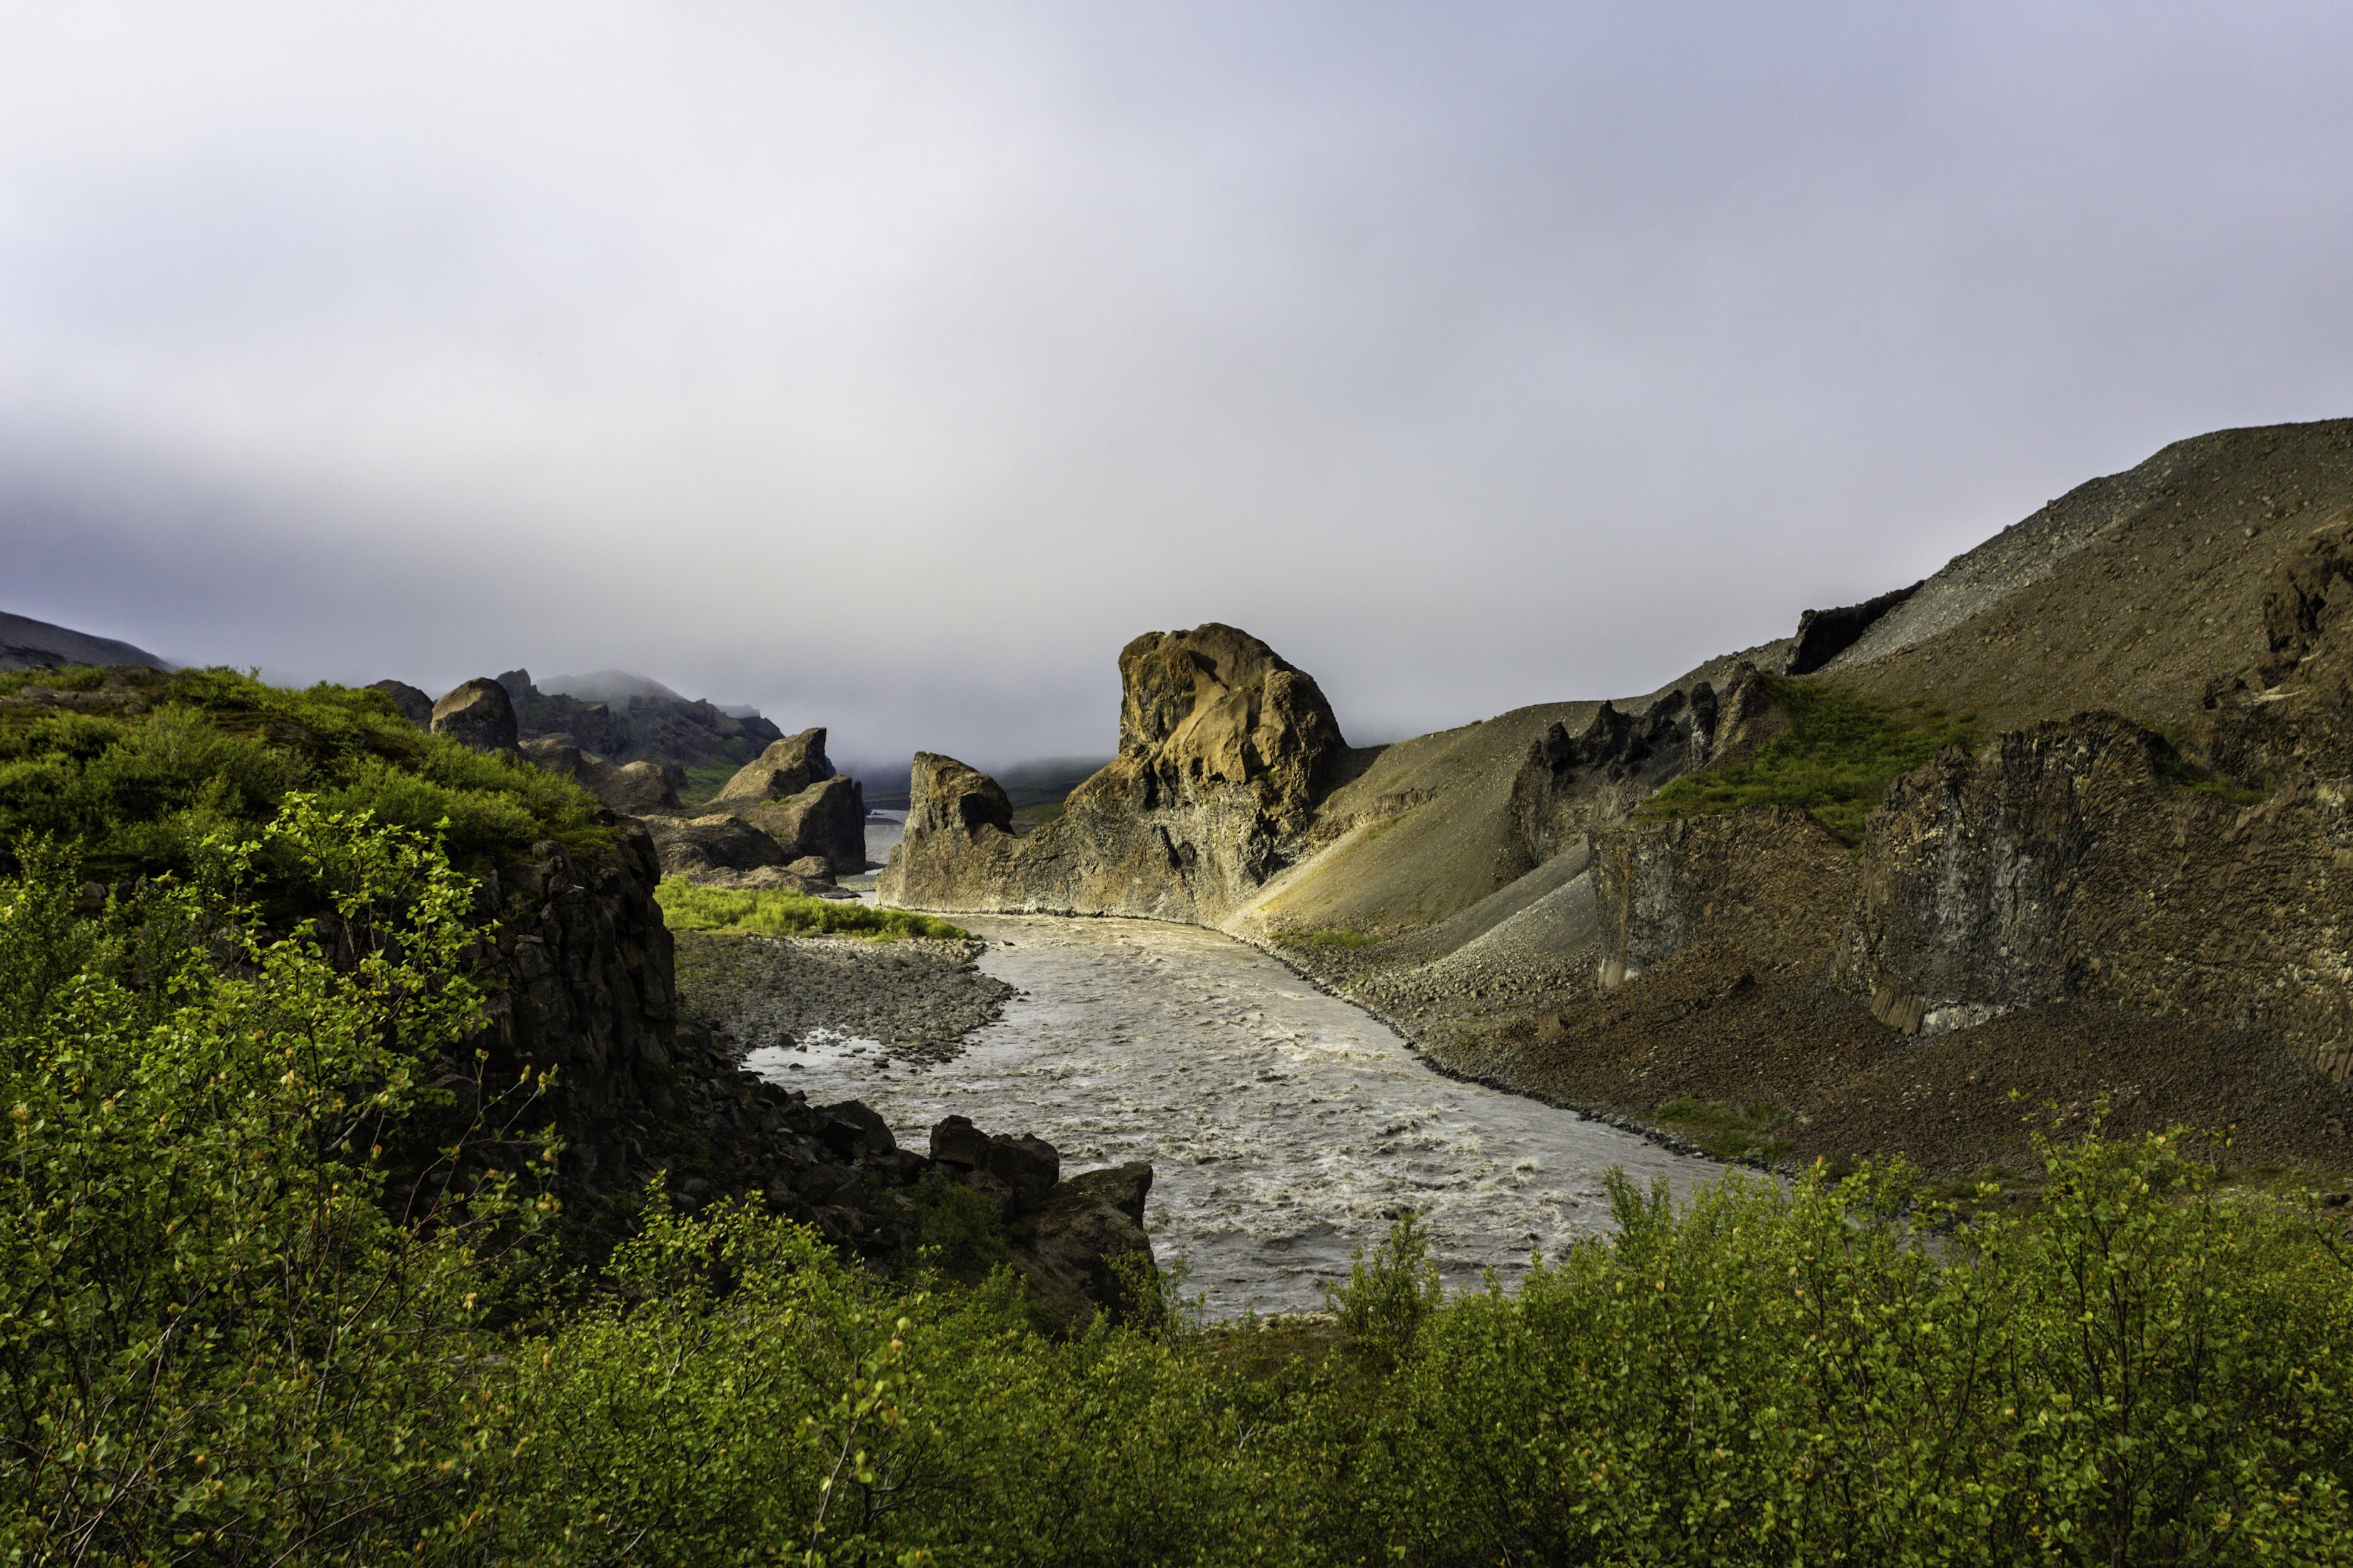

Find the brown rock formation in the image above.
[
  {"left": 429, "top": 677, "right": 520, "bottom": 752},
  {"left": 881, "top": 624, "right": 1347, "bottom": 924},
  {"left": 520, "top": 737, "right": 682, "bottom": 814},
  {"left": 716, "top": 727, "right": 834, "bottom": 803}
]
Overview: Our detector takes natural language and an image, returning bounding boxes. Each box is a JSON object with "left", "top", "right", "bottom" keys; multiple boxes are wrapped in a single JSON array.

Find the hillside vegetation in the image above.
[
  {"left": 655, "top": 877, "right": 970, "bottom": 940},
  {"left": 4, "top": 814, "right": 2349, "bottom": 1562},
  {"left": 0, "top": 664, "right": 607, "bottom": 887},
  {"left": 1643, "top": 676, "right": 1970, "bottom": 843}
]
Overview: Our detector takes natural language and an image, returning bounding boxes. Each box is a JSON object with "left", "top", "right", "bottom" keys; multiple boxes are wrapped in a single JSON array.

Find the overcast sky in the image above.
[{"left": 5, "top": 4, "right": 2351, "bottom": 772}]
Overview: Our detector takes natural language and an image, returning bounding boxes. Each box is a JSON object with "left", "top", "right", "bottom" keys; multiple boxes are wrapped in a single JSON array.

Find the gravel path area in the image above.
[{"left": 674, "top": 931, "right": 1014, "bottom": 1066}]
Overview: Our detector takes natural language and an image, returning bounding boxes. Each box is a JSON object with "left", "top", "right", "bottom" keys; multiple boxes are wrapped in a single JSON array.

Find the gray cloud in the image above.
[{"left": 6, "top": 3, "right": 2352, "bottom": 772}]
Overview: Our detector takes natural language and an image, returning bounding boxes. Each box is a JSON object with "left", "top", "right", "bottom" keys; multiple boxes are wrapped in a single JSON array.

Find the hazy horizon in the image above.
[{"left": 9, "top": 5, "right": 2352, "bottom": 770}]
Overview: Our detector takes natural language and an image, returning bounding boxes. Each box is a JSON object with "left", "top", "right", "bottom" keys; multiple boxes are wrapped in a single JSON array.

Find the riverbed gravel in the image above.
[{"left": 673, "top": 930, "right": 1013, "bottom": 1066}]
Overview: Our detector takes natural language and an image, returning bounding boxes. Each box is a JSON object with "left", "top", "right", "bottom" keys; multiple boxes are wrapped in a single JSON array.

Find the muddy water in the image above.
[{"left": 747, "top": 910, "right": 1723, "bottom": 1316}]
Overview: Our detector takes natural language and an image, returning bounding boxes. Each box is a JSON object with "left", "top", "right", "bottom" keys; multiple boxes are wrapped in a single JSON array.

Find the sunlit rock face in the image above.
[{"left": 880, "top": 623, "right": 1348, "bottom": 925}]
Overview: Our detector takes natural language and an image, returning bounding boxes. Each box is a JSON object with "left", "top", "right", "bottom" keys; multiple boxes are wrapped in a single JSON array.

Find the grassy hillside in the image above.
[
  {"left": 1643, "top": 676, "right": 1972, "bottom": 843},
  {"left": 0, "top": 664, "right": 608, "bottom": 888}
]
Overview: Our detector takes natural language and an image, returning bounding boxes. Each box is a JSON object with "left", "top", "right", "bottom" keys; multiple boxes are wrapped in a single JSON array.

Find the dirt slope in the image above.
[
  {"left": 1827, "top": 418, "right": 2353, "bottom": 732},
  {"left": 1227, "top": 702, "right": 1593, "bottom": 941}
]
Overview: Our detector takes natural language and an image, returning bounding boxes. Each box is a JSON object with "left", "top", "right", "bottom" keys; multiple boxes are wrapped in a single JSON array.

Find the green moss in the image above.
[
  {"left": 2154, "top": 726, "right": 2271, "bottom": 806},
  {"left": 1652, "top": 1096, "right": 1794, "bottom": 1165},
  {"left": 1642, "top": 676, "right": 1971, "bottom": 844},
  {"left": 673, "top": 761, "right": 742, "bottom": 809},
  {"left": 654, "top": 877, "right": 970, "bottom": 940}
]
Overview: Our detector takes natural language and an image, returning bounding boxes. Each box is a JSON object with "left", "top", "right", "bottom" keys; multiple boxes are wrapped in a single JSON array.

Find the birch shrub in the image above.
[{"left": 0, "top": 803, "right": 551, "bottom": 1563}]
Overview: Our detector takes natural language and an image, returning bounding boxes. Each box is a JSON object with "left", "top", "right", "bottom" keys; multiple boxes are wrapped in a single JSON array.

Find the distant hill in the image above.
[
  {"left": 0, "top": 611, "right": 169, "bottom": 672},
  {"left": 540, "top": 669, "right": 691, "bottom": 707}
]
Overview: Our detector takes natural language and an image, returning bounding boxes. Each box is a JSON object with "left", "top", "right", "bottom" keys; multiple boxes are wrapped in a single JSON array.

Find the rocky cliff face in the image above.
[
  {"left": 1591, "top": 711, "right": 2353, "bottom": 1080},
  {"left": 1593, "top": 804, "right": 1856, "bottom": 991},
  {"left": 1848, "top": 716, "right": 2353, "bottom": 1074},
  {"left": 1510, "top": 665, "right": 1779, "bottom": 865},
  {"left": 881, "top": 624, "right": 1349, "bottom": 924}
]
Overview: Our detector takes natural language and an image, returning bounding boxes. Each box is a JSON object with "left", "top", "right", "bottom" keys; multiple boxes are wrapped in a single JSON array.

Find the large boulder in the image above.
[
  {"left": 740, "top": 773, "right": 867, "bottom": 874},
  {"left": 906, "top": 753, "right": 1012, "bottom": 837},
  {"left": 430, "top": 678, "right": 520, "bottom": 752},
  {"left": 520, "top": 737, "right": 682, "bottom": 814},
  {"left": 368, "top": 679, "right": 434, "bottom": 728},
  {"left": 643, "top": 812, "right": 793, "bottom": 878},
  {"left": 880, "top": 624, "right": 1348, "bottom": 924},
  {"left": 716, "top": 728, "right": 834, "bottom": 804},
  {"left": 1009, "top": 1161, "right": 1158, "bottom": 1331}
]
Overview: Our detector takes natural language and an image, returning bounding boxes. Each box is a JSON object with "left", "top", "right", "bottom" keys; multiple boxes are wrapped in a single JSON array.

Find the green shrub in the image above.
[
  {"left": 654, "top": 878, "right": 970, "bottom": 940},
  {"left": 0, "top": 801, "right": 555, "bottom": 1562},
  {"left": 1644, "top": 675, "right": 1972, "bottom": 843},
  {"left": 1276, "top": 926, "right": 1377, "bottom": 951},
  {"left": 1327, "top": 1210, "right": 1446, "bottom": 1365}
]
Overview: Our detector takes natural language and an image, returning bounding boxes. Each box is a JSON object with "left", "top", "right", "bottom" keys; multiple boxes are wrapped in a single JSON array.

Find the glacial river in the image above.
[{"left": 749, "top": 868, "right": 1723, "bottom": 1315}]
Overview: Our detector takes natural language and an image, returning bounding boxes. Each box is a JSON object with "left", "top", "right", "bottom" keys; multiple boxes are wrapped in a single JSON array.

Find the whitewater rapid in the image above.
[{"left": 747, "top": 908, "right": 1723, "bottom": 1316}]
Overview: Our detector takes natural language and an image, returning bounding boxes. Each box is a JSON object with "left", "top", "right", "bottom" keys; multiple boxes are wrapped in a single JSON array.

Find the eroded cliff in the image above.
[{"left": 881, "top": 624, "right": 1350, "bottom": 924}]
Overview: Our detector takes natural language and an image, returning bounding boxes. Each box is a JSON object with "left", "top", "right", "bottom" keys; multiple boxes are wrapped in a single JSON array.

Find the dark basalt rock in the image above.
[
  {"left": 430, "top": 677, "right": 520, "bottom": 753},
  {"left": 1508, "top": 664, "right": 1776, "bottom": 864},
  {"left": 1783, "top": 582, "right": 1923, "bottom": 676},
  {"left": 368, "top": 679, "right": 434, "bottom": 728}
]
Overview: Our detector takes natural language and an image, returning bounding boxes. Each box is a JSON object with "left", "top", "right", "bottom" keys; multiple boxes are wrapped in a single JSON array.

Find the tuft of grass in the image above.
[
  {"left": 1276, "top": 926, "right": 1378, "bottom": 951},
  {"left": 673, "top": 762, "right": 743, "bottom": 809},
  {"left": 1643, "top": 677, "right": 1971, "bottom": 844},
  {"left": 1652, "top": 1096, "right": 1793, "bottom": 1165},
  {"left": 2154, "top": 726, "right": 2270, "bottom": 807},
  {"left": 654, "top": 877, "right": 969, "bottom": 940}
]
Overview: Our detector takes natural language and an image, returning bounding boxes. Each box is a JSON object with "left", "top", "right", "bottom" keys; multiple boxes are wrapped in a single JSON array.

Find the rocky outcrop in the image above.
[
  {"left": 882, "top": 624, "right": 1349, "bottom": 924},
  {"left": 368, "top": 679, "right": 434, "bottom": 728},
  {"left": 494, "top": 667, "right": 786, "bottom": 770},
  {"left": 430, "top": 678, "right": 520, "bottom": 752},
  {"left": 520, "top": 737, "right": 683, "bottom": 814},
  {"left": 472, "top": 827, "right": 681, "bottom": 1187},
  {"left": 1848, "top": 715, "right": 2353, "bottom": 1073},
  {"left": 1784, "top": 583, "right": 1923, "bottom": 677},
  {"left": 717, "top": 728, "right": 834, "bottom": 803},
  {"left": 643, "top": 812, "right": 794, "bottom": 876},
  {"left": 1510, "top": 665, "right": 1778, "bottom": 865},
  {"left": 1012, "top": 1162, "right": 1157, "bottom": 1330},
  {"left": 1586, "top": 707, "right": 2353, "bottom": 1079},
  {"left": 740, "top": 776, "right": 866, "bottom": 874},
  {"left": 1593, "top": 804, "right": 1857, "bottom": 989},
  {"left": 685, "top": 728, "right": 869, "bottom": 874}
]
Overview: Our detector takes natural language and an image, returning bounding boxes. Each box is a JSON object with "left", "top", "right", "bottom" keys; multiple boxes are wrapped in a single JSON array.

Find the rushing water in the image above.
[{"left": 747, "top": 895, "right": 1723, "bottom": 1315}]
